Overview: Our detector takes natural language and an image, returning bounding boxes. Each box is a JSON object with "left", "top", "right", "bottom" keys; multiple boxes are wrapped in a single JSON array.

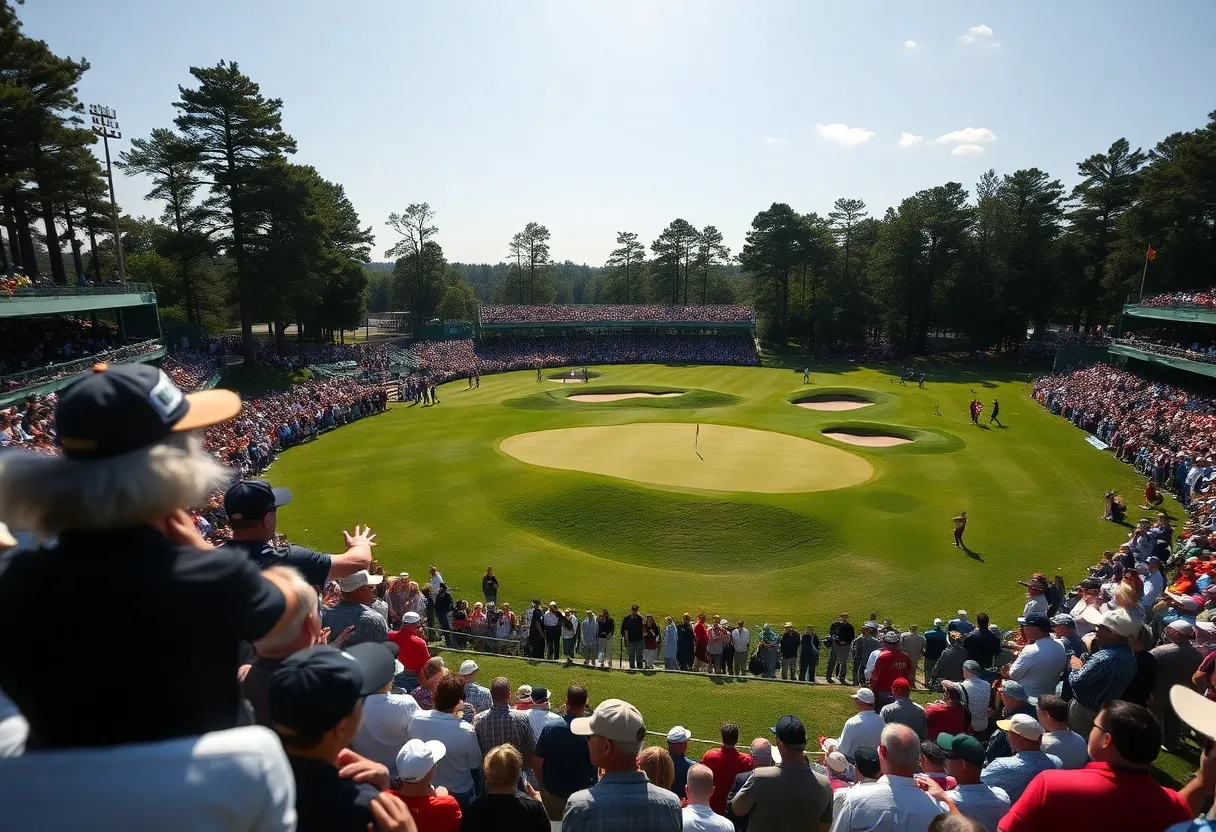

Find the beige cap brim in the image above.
[
  {"left": 0, "top": 521, "right": 16, "bottom": 549},
  {"left": 172, "top": 389, "right": 242, "bottom": 432},
  {"left": 1172, "top": 685, "right": 1216, "bottom": 738}
]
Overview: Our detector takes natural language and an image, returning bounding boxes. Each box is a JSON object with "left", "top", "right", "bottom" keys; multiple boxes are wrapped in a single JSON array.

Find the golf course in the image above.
[{"left": 269, "top": 360, "right": 1168, "bottom": 629}]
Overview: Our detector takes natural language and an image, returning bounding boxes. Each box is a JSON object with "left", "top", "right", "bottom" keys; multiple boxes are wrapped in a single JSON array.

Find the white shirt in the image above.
[
  {"left": 543, "top": 611, "right": 560, "bottom": 627},
  {"left": 352, "top": 692, "right": 419, "bottom": 776},
  {"left": 1008, "top": 636, "right": 1067, "bottom": 699},
  {"left": 732, "top": 627, "right": 751, "bottom": 652},
  {"left": 830, "top": 775, "right": 946, "bottom": 832},
  {"left": 1023, "top": 594, "right": 1049, "bottom": 618},
  {"left": 864, "top": 649, "right": 880, "bottom": 680},
  {"left": 835, "top": 709, "right": 885, "bottom": 761},
  {"left": 682, "top": 803, "right": 735, "bottom": 831},
  {"left": 958, "top": 676, "right": 991, "bottom": 733},
  {"left": 429, "top": 572, "right": 445, "bottom": 595},
  {"left": 1040, "top": 729, "right": 1090, "bottom": 769},
  {"left": 0, "top": 725, "right": 295, "bottom": 832},
  {"left": 407, "top": 710, "right": 483, "bottom": 794},
  {"left": 1142, "top": 571, "right": 1165, "bottom": 609},
  {"left": 528, "top": 705, "right": 563, "bottom": 741},
  {"left": 1071, "top": 599, "right": 1100, "bottom": 638},
  {"left": 945, "top": 783, "right": 1010, "bottom": 831}
]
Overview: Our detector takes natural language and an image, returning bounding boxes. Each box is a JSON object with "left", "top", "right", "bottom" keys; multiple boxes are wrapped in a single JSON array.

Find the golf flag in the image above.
[{"left": 1146, "top": 245, "right": 1157, "bottom": 261}]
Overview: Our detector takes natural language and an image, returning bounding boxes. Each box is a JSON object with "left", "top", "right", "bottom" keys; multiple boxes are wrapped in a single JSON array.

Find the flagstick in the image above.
[{"left": 1139, "top": 251, "right": 1150, "bottom": 300}]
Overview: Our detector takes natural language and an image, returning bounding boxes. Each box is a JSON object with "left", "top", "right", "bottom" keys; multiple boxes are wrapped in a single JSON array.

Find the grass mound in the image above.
[{"left": 817, "top": 421, "right": 965, "bottom": 454}]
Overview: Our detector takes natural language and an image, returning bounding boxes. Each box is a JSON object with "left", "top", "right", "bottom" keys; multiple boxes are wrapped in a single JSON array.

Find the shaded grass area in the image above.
[{"left": 434, "top": 649, "right": 1196, "bottom": 789}]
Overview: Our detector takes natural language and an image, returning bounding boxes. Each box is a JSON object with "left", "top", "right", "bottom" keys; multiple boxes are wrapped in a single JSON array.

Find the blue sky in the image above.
[{"left": 20, "top": 0, "right": 1216, "bottom": 265}]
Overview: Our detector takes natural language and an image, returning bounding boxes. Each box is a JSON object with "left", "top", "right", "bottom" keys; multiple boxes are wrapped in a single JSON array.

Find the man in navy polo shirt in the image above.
[{"left": 222, "top": 479, "right": 374, "bottom": 587}]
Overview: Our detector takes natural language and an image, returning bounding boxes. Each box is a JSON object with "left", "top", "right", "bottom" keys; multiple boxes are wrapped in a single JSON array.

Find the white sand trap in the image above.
[
  {"left": 501, "top": 423, "right": 872, "bottom": 493},
  {"left": 823, "top": 432, "right": 912, "bottom": 447},
  {"left": 797, "top": 400, "right": 872, "bottom": 411},
  {"left": 568, "top": 392, "right": 684, "bottom": 402},
  {"left": 548, "top": 377, "right": 589, "bottom": 384}
]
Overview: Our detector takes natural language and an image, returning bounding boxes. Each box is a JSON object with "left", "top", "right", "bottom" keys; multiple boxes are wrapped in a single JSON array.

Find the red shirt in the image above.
[
  {"left": 694, "top": 622, "right": 710, "bottom": 662},
  {"left": 869, "top": 647, "right": 912, "bottom": 694},
  {"left": 700, "top": 747, "right": 753, "bottom": 815},
  {"left": 399, "top": 793, "right": 461, "bottom": 832},
  {"left": 924, "top": 702, "right": 967, "bottom": 739},
  {"left": 388, "top": 626, "right": 430, "bottom": 673},
  {"left": 1000, "top": 762, "right": 1191, "bottom": 832}
]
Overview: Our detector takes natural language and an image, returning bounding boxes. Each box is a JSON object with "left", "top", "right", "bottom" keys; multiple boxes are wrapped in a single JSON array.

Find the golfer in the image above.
[
  {"left": 989, "top": 398, "right": 1001, "bottom": 427},
  {"left": 953, "top": 511, "right": 967, "bottom": 548}
]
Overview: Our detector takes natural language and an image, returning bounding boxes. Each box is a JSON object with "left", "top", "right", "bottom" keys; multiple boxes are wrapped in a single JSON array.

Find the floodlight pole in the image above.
[{"left": 89, "top": 104, "right": 126, "bottom": 282}]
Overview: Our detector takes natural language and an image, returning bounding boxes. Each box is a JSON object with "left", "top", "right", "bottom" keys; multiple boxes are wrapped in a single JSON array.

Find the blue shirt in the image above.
[
  {"left": 670, "top": 753, "right": 693, "bottom": 799},
  {"left": 562, "top": 770, "right": 681, "bottom": 832},
  {"left": 536, "top": 714, "right": 597, "bottom": 800},
  {"left": 980, "top": 750, "right": 1061, "bottom": 802},
  {"left": 948, "top": 618, "right": 975, "bottom": 635},
  {"left": 223, "top": 538, "right": 332, "bottom": 588},
  {"left": 1069, "top": 643, "right": 1138, "bottom": 710},
  {"left": 923, "top": 627, "right": 948, "bottom": 659}
]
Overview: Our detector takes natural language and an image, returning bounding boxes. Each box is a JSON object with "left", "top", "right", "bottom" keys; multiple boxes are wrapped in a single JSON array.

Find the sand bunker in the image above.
[
  {"left": 548, "top": 377, "right": 589, "bottom": 384},
  {"left": 823, "top": 431, "right": 912, "bottom": 447},
  {"left": 798, "top": 400, "right": 872, "bottom": 411},
  {"left": 501, "top": 423, "right": 872, "bottom": 493},
  {"left": 568, "top": 392, "right": 684, "bottom": 403}
]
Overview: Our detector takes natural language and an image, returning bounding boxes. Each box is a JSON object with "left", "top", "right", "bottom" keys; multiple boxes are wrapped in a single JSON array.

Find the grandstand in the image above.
[
  {"left": 1112, "top": 289, "right": 1216, "bottom": 380},
  {"left": 0, "top": 283, "right": 165, "bottom": 406}
]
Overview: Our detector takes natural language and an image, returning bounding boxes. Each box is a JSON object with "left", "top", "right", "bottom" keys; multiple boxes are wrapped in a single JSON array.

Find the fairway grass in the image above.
[
  {"left": 499, "top": 422, "right": 874, "bottom": 493},
  {"left": 269, "top": 361, "right": 1180, "bottom": 632}
]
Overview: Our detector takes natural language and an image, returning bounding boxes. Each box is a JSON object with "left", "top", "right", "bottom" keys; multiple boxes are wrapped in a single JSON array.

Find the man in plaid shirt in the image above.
[{"left": 473, "top": 676, "right": 535, "bottom": 771}]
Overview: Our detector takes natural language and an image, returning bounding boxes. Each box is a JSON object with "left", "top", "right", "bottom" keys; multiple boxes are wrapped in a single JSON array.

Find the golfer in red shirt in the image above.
[{"left": 700, "top": 722, "right": 753, "bottom": 814}]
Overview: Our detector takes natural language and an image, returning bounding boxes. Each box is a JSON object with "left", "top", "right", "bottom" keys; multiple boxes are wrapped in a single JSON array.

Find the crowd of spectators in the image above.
[
  {"left": 1117, "top": 332, "right": 1216, "bottom": 364},
  {"left": 1142, "top": 289, "right": 1216, "bottom": 310},
  {"left": 161, "top": 350, "right": 220, "bottom": 391},
  {"left": 1034, "top": 364, "right": 1216, "bottom": 503},
  {"left": 480, "top": 304, "right": 756, "bottom": 326},
  {"left": 0, "top": 317, "right": 144, "bottom": 389},
  {"left": 212, "top": 336, "right": 390, "bottom": 374}
]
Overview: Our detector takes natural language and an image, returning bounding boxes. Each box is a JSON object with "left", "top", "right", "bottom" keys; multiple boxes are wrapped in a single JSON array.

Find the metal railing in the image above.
[
  {"left": 0, "top": 282, "right": 154, "bottom": 299},
  {"left": 1, "top": 339, "right": 163, "bottom": 389},
  {"left": 1113, "top": 337, "right": 1216, "bottom": 365}
]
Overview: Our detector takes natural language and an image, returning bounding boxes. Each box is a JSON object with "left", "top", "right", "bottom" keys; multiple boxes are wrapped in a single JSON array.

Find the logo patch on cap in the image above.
[{"left": 148, "top": 370, "right": 184, "bottom": 420}]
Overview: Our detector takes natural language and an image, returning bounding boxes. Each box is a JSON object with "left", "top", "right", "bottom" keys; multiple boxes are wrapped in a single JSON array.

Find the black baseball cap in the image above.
[
  {"left": 224, "top": 480, "right": 293, "bottom": 523},
  {"left": 269, "top": 643, "right": 397, "bottom": 742},
  {"left": 1021, "top": 612, "right": 1052, "bottom": 632},
  {"left": 55, "top": 363, "right": 240, "bottom": 460},
  {"left": 853, "top": 746, "right": 880, "bottom": 777},
  {"left": 770, "top": 714, "right": 807, "bottom": 746}
]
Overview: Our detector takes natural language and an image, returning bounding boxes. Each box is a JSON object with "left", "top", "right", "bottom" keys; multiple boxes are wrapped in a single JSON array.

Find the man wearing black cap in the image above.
[
  {"left": 269, "top": 642, "right": 409, "bottom": 830},
  {"left": 731, "top": 715, "right": 832, "bottom": 831},
  {"left": 1006, "top": 612, "right": 1066, "bottom": 700},
  {"left": 0, "top": 363, "right": 303, "bottom": 749},
  {"left": 223, "top": 479, "right": 375, "bottom": 586}
]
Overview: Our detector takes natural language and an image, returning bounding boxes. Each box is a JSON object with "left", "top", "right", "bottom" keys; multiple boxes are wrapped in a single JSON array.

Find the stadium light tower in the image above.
[{"left": 89, "top": 104, "right": 126, "bottom": 282}]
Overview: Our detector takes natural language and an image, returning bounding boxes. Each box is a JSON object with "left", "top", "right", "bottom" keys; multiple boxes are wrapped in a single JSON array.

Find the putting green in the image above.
[{"left": 499, "top": 422, "right": 873, "bottom": 493}]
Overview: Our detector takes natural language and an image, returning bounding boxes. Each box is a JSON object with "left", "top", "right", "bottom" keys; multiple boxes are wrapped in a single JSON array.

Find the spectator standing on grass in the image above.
[
  {"left": 702, "top": 722, "right": 754, "bottom": 816},
  {"left": 900, "top": 625, "right": 926, "bottom": 688},
  {"left": 352, "top": 651, "right": 420, "bottom": 778},
  {"left": 666, "top": 726, "right": 694, "bottom": 799},
  {"left": 581, "top": 610, "right": 599, "bottom": 665},
  {"left": 998, "top": 700, "right": 1192, "bottom": 831},
  {"left": 942, "top": 661, "right": 991, "bottom": 737},
  {"left": 436, "top": 584, "right": 455, "bottom": 647},
  {"left": 731, "top": 620, "right": 751, "bottom": 675},
  {"left": 622, "top": 604, "right": 645, "bottom": 669},
  {"left": 411, "top": 657, "right": 446, "bottom": 710},
  {"left": 473, "top": 677, "right": 535, "bottom": 772},
  {"left": 663, "top": 616, "right": 679, "bottom": 669},
  {"left": 726, "top": 739, "right": 773, "bottom": 832},
  {"left": 562, "top": 608, "right": 579, "bottom": 664},
  {"left": 731, "top": 715, "right": 833, "bottom": 832},
  {"left": 407, "top": 674, "right": 483, "bottom": 808},
  {"left": 544, "top": 601, "right": 563, "bottom": 660},
  {"left": 222, "top": 480, "right": 374, "bottom": 585},
  {"left": 695, "top": 614, "right": 711, "bottom": 672},
  {"left": 598, "top": 608, "right": 616, "bottom": 668},
  {"left": 268, "top": 642, "right": 406, "bottom": 831},
  {"left": 757, "top": 623, "right": 780, "bottom": 678},
  {"left": 851, "top": 623, "right": 880, "bottom": 687},
  {"left": 935, "top": 733, "right": 1009, "bottom": 831},
  {"left": 428, "top": 565, "right": 444, "bottom": 596},
  {"left": 779, "top": 623, "right": 800, "bottom": 680},
  {"left": 948, "top": 611, "right": 973, "bottom": 635},
  {"left": 827, "top": 614, "right": 855, "bottom": 684},
  {"left": 535, "top": 684, "right": 597, "bottom": 821},
  {"left": 881, "top": 678, "right": 926, "bottom": 739},
  {"left": 388, "top": 611, "right": 429, "bottom": 693},
  {"left": 823, "top": 688, "right": 884, "bottom": 762},
  {"left": 458, "top": 659, "right": 491, "bottom": 715},
  {"left": 644, "top": 614, "right": 661, "bottom": 669},
  {"left": 962, "top": 613, "right": 1000, "bottom": 670},
  {"left": 830, "top": 724, "right": 945, "bottom": 832},
  {"left": 528, "top": 686, "right": 564, "bottom": 742},
  {"left": 801, "top": 625, "right": 821, "bottom": 683},
  {"left": 481, "top": 567, "right": 498, "bottom": 605},
  {"left": 393, "top": 739, "right": 462, "bottom": 832},
  {"left": 562, "top": 698, "right": 681, "bottom": 832},
  {"left": 1151, "top": 620, "right": 1203, "bottom": 750},
  {"left": 460, "top": 744, "right": 549, "bottom": 832},
  {"left": 1036, "top": 694, "right": 1088, "bottom": 769},
  {"left": 869, "top": 630, "right": 913, "bottom": 708},
  {"left": 709, "top": 618, "right": 730, "bottom": 674},
  {"left": 678, "top": 613, "right": 697, "bottom": 670},
  {"left": 923, "top": 619, "right": 948, "bottom": 686},
  {"left": 639, "top": 746, "right": 676, "bottom": 790},
  {"left": 686, "top": 764, "right": 736, "bottom": 831}
]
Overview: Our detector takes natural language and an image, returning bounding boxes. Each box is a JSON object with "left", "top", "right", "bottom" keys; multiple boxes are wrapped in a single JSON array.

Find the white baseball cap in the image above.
[
  {"left": 957, "top": 610, "right": 967, "bottom": 616},
  {"left": 570, "top": 698, "right": 646, "bottom": 744},
  {"left": 459, "top": 659, "right": 479, "bottom": 675},
  {"left": 933, "top": 618, "right": 944, "bottom": 626},
  {"left": 996, "top": 713, "right": 1044, "bottom": 740},
  {"left": 337, "top": 570, "right": 383, "bottom": 592},
  {"left": 395, "top": 739, "right": 446, "bottom": 782},
  {"left": 826, "top": 751, "right": 848, "bottom": 773},
  {"left": 666, "top": 725, "right": 692, "bottom": 743},
  {"left": 401, "top": 611, "right": 421, "bottom": 626},
  {"left": 1080, "top": 605, "right": 1141, "bottom": 638},
  {"left": 852, "top": 688, "right": 875, "bottom": 705}
]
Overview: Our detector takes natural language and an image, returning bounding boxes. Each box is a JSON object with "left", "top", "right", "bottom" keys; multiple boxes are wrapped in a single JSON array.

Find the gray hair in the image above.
[
  {"left": 749, "top": 738, "right": 773, "bottom": 764},
  {"left": 0, "top": 432, "right": 229, "bottom": 536},
  {"left": 880, "top": 723, "right": 921, "bottom": 769},
  {"left": 254, "top": 567, "right": 320, "bottom": 656}
]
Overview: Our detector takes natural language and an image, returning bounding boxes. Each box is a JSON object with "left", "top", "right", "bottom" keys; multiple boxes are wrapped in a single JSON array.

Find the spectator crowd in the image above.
[
  {"left": 480, "top": 304, "right": 756, "bottom": 326},
  {"left": 1142, "top": 289, "right": 1216, "bottom": 310}
]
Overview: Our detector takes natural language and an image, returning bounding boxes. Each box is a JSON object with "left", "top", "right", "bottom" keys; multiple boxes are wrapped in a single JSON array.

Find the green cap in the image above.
[{"left": 936, "top": 732, "right": 985, "bottom": 766}]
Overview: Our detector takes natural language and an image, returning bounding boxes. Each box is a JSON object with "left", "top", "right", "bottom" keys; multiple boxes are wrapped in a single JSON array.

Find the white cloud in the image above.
[
  {"left": 898, "top": 132, "right": 923, "bottom": 147},
  {"left": 952, "top": 144, "right": 985, "bottom": 156},
  {"left": 959, "top": 24, "right": 993, "bottom": 44},
  {"left": 935, "top": 127, "right": 997, "bottom": 144},
  {"left": 763, "top": 136, "right": 781, "bottom": 145},
  {"left": 904, "top": 40, "right": 918, "bottom": 48},
  {"left": 816, "top": 123, "right": 875, "bottom": 147}
]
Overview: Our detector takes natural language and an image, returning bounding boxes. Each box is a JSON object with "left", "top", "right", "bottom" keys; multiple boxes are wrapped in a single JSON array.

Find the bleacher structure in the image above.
[
  {"left": 0, "top": 283, "right": 164, "bottom": 407},
  {"left": 1111, "top": 295, "right": 1216, "bottom": 381}
]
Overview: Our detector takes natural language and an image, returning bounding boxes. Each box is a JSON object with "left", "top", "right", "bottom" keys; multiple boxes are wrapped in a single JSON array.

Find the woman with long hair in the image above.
[
  {"left": 412, "top": 656, "right": 448, "bottom": 710},
  {"left": 643, "top": 614, "right": 660, "bottom": 669},
  {"left": 637, "top": 746, "right": 675, "bottom": 790}
]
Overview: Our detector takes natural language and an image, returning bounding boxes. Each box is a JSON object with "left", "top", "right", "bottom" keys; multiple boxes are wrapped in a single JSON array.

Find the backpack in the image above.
[{"left": 748, "top": 654, "right": 765, "bottom": 676}]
